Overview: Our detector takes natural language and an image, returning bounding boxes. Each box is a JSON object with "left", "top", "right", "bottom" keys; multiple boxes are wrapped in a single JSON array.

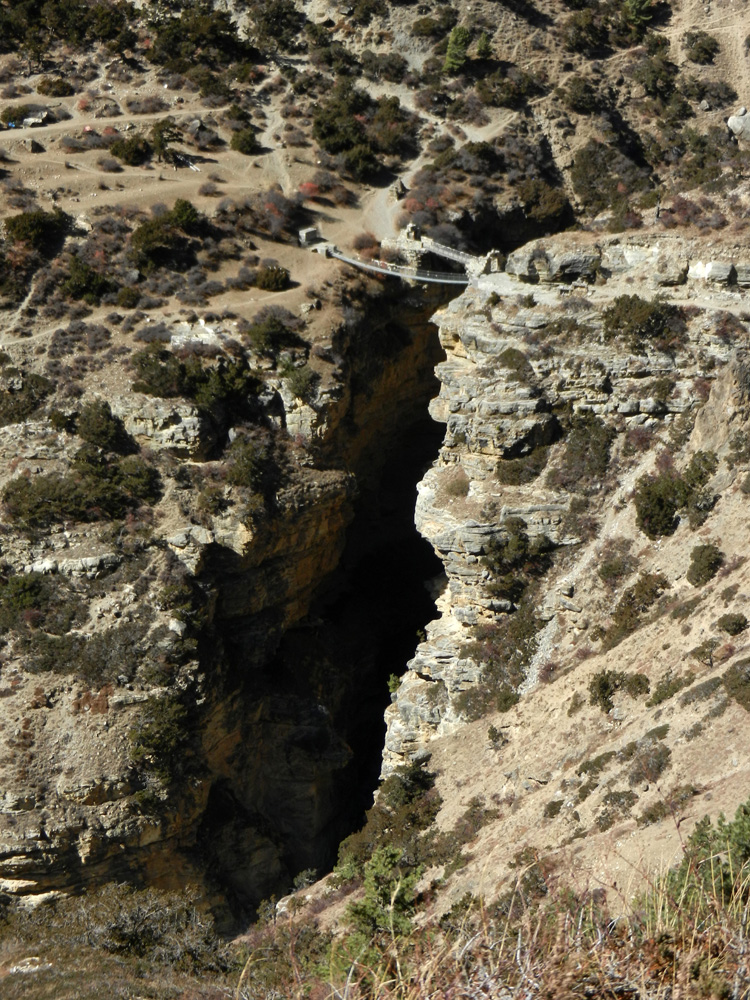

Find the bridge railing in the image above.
[
  {"left": 420, "top": 237, "right": 478, "bottom": 266},
  {"left": 329, "top": 250, "right": 470, "bottom": 285}
]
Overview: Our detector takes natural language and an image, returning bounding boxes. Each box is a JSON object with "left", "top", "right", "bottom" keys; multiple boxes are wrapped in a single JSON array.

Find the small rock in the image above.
[
  {"left": 559, "top": 597, "right": 582, "bottom": 613},
  {"left": 700, "top": 99, "right": 710, "bottom": 111}
]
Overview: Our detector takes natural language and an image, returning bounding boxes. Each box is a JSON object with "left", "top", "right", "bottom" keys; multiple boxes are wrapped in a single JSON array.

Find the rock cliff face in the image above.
[
  {"left": 384, "top": 232, "right": 750, "bottom": 775},
  {"left": 0, "top": 280, "right": 447, "bottom": 916}
]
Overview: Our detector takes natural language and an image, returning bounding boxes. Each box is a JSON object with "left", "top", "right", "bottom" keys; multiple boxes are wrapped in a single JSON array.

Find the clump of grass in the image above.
[
  {"left": 723, "top": 658, "right": 750, "bottom": 711},
  {"left": 647, "top": 670, "right": 695, "bottom": 707},
  {"left": 680, "top": 676, "right": 722, "bottom": 706},
  {"left": 638, "top": 783, "right": 699, "bottom": 826}
]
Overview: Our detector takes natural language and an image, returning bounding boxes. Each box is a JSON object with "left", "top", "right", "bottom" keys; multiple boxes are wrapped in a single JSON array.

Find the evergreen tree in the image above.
[
  {"left": 150, "top": 119, "right": 181, "bottom": 164},
  {"left": 443, "top": 26, "right": 470, "bottom": 74},
  {"left": 476, "top": 32, "right": 492, "bottom": 60}
]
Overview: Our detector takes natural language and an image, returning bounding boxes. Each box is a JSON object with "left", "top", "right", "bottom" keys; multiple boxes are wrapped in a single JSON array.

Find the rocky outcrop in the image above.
[
  {"left": 504, "top": 233, "right": 750, "bottom": 289},
  {"left": 383, "top": 233, "right": 750, "bottom": 774},
  {"left": 111, "top": 394, "right": 218, "bottom": 458}
]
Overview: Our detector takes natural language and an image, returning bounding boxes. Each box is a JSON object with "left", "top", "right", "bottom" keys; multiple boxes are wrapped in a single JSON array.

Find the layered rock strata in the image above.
[{"left": 384, "top": 233, "right": 750, "bottom": 774}]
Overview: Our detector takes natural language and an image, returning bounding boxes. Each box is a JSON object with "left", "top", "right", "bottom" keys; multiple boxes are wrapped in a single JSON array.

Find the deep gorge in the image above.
[{"left": 195, "top": 289, "right": 453, "bottom": 919}]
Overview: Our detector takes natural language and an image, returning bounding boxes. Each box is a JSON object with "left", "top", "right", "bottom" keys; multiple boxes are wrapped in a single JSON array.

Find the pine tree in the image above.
[
  {"left": 443, "top": 26, "right": 471, "bottom": 74},
  {"left": 476, "top": 31, "right": 492, "bottom": 60}
]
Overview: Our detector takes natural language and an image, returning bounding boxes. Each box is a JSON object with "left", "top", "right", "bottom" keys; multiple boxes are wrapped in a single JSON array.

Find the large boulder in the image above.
[{"left": 728, "top": 113, "right": 750, "bottom": 142}]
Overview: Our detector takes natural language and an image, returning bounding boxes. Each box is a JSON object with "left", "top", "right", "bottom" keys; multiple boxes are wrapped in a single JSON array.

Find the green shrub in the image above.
[
  {"left": 588, "top": 669, "right": 624, "bottom": 713},
  {"left": 690, "top": 638, "right": 720, "bottom": 666},
  {"left": 132, "top": 346, "right": 183, "bottom": 397},
  {"left": 110, "top": 135, "right": 152, "bottom": 165},
  {"left": 632, "top": 51, "right": 678, "bottom": 99},
  {"left": 37, "top": 76, "right": 75, "bottom": 96},
  {"left": 717, "top": 613, "right": 748, "bottom": 636},
  {"left": 117, "top": 286, "right": 141, "bottom": 309},
  {"left": 687, "top": 543, "right": 724, "bottom": 587},
  {"left": 336, "top": 760, "right": 440, "bottom": 878},
  {"left": 602, "top": 295, "right": 685, "bottom": 352},
  {"left": 4, "top": 207, "right": 70, "bottom": 253},
  {"left": 547, "top": 411, "right": 614, "bottom": 492},
  {"left": 0, "top": 103, "right": 36, "bottom": 125},
  {"left": 577, "top": 750, "right": 616, "bottom": 777},
  {"left": 62, "top": 255, "right": 114, "bottom": 304},
  {"left": 49, "top": 408, "right": 76, "bottom": 432},
  {"left": 230, "top": 127, "right": 260, "bottom": 155},
  {"left": 683, "top": 30, "right": 720, "bottom": 64},
  {"left": 443, "top": 25, "right": 470, "bottom": 74},
  {"left": 543, "top": 799, "right": 563, "bottom": 820},
  {"left": 411, "top": 8, "right": 456, "bottom": 37},
  {"left": 624, "top": 672, "right": 650, "bottom": 698},
  {"left": 589, "top": 670, "right": 650, "bottom": 712},
  {"left": 603, "top": 573, "right": 669, "bottom": 649},
  {"left": 244, "top": 314, "right": 302, "bottom": 356},
  {"left": 634, "top": 452, "right": 717, "bottom": 539},
  {"left": 77, "top": 399, "right": 134, "bottom": 453},
  {"left": 516, "top": 179, "right": 571, "bottom": 225},
  {"left": 560, "top": 76, "right": 601, "bottom": 115},
  {"left": 285, "top": 364, "right": 318, "bottom": 402},
  {"left": 495, "top": 446, "right": 549, "bottom": 485},
  {"left": 633, "top": 472, "right": 687, "bottom": 538},
  {"left": 0, "top": 572, "right": 75, "bottom": 635},
  {"left": 3, "top": 453, "right": 161, "bottom": 529},
  {"left": 130, "top": 696, "right": 191, "bottom": 783},
  {"left": 226, "top": 437, "right": 276, "bottom": 495},
  {"left": 571, "top": 139, "right": 651, "bottom": 214},
  {"left": 562, "top": 10, "right": 606, "bottom": 53},
  {"left": 0, "top": 372, "right": 52, "bottom": 426},
  {"left": 347, "top": 845, "right": 421, "bottom": 938},
  {"left": 481, "top": 517, "right": 553, "bottom": 604},
  {"left": 496, "top": 347, "right": 533, "bottom": 382},
  {"left": 256, "top": 265, "right": 290, "bottom": 291},
  {"left": 131, "top": 347, "right": 259, "bottom": 418}
]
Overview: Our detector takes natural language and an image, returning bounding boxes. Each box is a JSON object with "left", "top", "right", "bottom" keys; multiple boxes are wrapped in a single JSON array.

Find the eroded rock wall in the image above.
[
  {"left": 384, "top": 233, "right": 750, "bottom": 774},
  {"left": 0, "top": 281, "right": 447, "bottom": 916}
]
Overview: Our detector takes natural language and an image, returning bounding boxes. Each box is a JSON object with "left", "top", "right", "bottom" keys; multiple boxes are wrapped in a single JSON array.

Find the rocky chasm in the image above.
[{"left": 4, "top": 232, "right": 750, "bottom": 919}]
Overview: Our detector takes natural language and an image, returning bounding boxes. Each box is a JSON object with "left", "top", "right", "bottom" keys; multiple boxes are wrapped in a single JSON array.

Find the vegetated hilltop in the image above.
[{"left": 2, "top": 0, "right": 750, "bottom": 996}]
